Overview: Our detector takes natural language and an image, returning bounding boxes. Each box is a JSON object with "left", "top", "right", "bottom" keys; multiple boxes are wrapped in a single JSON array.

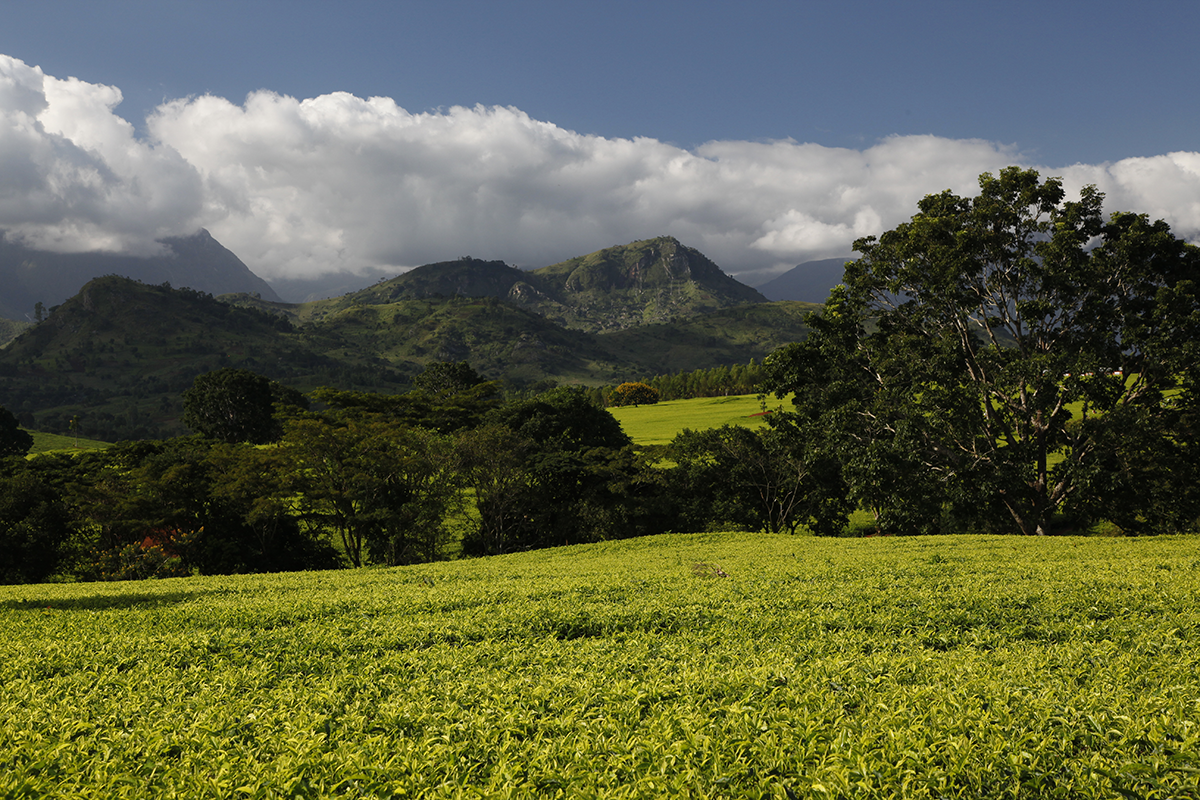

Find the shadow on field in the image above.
[{"left": 1, "top": 591, "right": 206, "bottom": 612}]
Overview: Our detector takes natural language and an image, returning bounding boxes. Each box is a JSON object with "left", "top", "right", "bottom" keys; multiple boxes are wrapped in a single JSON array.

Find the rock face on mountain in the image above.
[
  {"left": 346, "top": 236, "right": 767, "bottom": 332},
  {"left": 0, "top": 229, "right": 280, "bottom": 320}
]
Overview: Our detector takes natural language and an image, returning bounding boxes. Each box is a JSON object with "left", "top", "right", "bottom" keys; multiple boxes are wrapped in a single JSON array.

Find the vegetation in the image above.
[
  {"left": 348, "top": 237, "right": 767, "bottom": 333},
  {"left": 181, "top": 368, "right": 294, "bottom": 444},
  {"left": 609, "top": 381, "right": 660, "bottom": 407},
  {"left": 0, "top": 276, "right": 811, "bottom": 441},
  {"left": 2, "top": 533, "right": 1199, "bottom": 798},
  {"left": 0, "top": 316, "right": 31, "bottom": 347},
  {"left": 763, "top": 168, "right": 1200, "bottom": 536},
  {"left": 608, "top": 394, "right": 777, "bottom": 447},
  {"left": 636, "top": 361, "right": 768, "bottom": 401},
  {"left": 28, "top": 429, "right": 110, "bottom": 454},
  {"left": 0, "top": 405, "right": 32, "bottom": 456}
]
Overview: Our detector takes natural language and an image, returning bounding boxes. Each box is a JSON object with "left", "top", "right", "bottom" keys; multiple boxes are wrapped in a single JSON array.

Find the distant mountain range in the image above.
[
  {"left": 340, "top": 237, "right": 766, "bottom": 332},
  {"left": 0, "top": 234, "right": 826, "bottom": 440},
  {"left": 0, "top": 229, "right": 280, "bottom": 320},
  {"left": 755, "top": 257, "right": 852, "bottom": 303}
]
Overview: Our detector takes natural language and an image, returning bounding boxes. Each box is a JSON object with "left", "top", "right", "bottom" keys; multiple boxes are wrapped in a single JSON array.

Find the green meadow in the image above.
[
  {"left": 3, "top": 533, "right": 1198, "bottom": 798},
  {"left": 28, "top": 429, "right": 111, "bottom": 454},
  {"left": 608, "top": 394, "right": 785, "bottom": 446}
]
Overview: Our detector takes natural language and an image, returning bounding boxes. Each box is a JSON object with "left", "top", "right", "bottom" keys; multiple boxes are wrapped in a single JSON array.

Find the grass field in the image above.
[
  {"left": 608, "top": 394, "right": 787, "bottom": 446},
  {"left": 28, "top": 429, "right": 111, "bottom": 454},
  {"left": 3, "top": 533, "right": 1198, "bottom": 798}
]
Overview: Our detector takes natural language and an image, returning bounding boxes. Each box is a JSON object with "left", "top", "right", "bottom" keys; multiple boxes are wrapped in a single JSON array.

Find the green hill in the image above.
[
  {"left": 0, "top": 239, "right": 813, "bottom": 441},
  {"left": 0, "top": 276, "right": 409, "bottom": 440},
  {"left": 601, "top": 300, "right": 820, "bottom": 373},
  {"left": 2, "top": 533, "right": 1197, "bottom": 797},
  {"left": 336, "top": 236, "right": 767, "bottom": 332},
  {"left": 0, "top": 317, "right": 31, "bottom": 347}
]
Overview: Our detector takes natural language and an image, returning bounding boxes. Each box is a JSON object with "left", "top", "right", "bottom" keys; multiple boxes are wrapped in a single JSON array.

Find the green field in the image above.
[
  {"left": 608, "top": 394, "right": 786, "bottom": 446},
  {"left": 27, "top": 429, "right": 111, "bottom": 454},
  {"left": 3, "top": 533, "right": 1198, "bottom": 798}
]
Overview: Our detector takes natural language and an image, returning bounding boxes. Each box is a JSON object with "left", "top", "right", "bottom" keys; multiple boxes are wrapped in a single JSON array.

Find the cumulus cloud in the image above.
[
  {"left": 2, "top": 54, "right": 1198, "bottom": 285},
  {"left": 0, "top": 55, "right": 204, "bottom": 254}
]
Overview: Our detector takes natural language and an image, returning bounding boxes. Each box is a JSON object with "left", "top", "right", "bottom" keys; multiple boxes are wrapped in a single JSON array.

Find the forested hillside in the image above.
[
  {"left": 0, "top": 272, "right": 810, "bottom": 441},
  {"left": 331, "top": 237, "right": 766, "bottom": 332}
]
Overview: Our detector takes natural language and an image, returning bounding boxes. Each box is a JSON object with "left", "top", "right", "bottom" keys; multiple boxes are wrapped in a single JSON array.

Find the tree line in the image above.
[
  {"left": 0, "top": 362, "right": 840, "bottom": 585},
  {"left": 3, "top": 167, "right": 1197, "bottom": 584},
  {"left": 585, "top": 362, "right": 765, "bottom": 407}
]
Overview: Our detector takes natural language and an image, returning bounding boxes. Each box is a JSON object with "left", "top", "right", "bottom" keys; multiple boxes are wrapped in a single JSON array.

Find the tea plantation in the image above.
[{"left": 2, "top": 533, "right": 1198, "bottom": 798}]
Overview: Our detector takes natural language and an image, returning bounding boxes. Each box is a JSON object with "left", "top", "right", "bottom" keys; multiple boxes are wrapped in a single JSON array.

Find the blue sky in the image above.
[{"left": 1, "top": 0, "right": 1197, "bottom": 287}]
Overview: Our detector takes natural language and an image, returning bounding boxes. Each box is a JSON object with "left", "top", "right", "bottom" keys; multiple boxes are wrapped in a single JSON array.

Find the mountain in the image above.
[
  {"left": 0, "top": 276, "right": 407, "bottom": 440},
  {"left": 0, "top": 238, "right": 814, "bottom": 442},
  {"left": 600, "top": 301, "right": 822, "bottom": 374},
  {"left": 756, "top": 257, "right": 852, "bottom": 302},
  {"left": 344, "top": 237, "right": 767, "bottom": 332},
  {"left": 0, "top": 318, "right": 31, "bottom": 348},
  {"left": 0, "top": 229, "right": 281, "bottom": 320}
]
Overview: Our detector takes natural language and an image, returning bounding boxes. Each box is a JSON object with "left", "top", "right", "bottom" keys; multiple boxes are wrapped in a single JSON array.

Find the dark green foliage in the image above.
[
  {"left": 413, "top": 360, "right": 484, "bottom": 397},
  {"left": 637, "top": 360, "right": 766, "bottom": 401},
  {"left": 486, "top": 387, "right": 630, "bottom": 451},
  {"left": 667, "top": 423, "right": 850, "bottom": 536},
  {"left": 182, "top": 368, "right": 279, "bottom": 444},
  {"left": 459, "top": 388, "right": 669, "bottom": 555},
  {"left": 763, "top": 167, "right": 1200, "bottom": 535},
  {"left": 282, "top": 416, "right": 462, "bottom": 567},
  {"left": 312, "top": 381, "right": 501, "bottom": 433},
  {"left": 0, "top": 405, "right": 33, "bottom": 457},
  {"left": 56, "top": 438, "right": 340, "bottom": 579},
  {"left": 0, "top": 461, "right": 73, "bottom": 583}
]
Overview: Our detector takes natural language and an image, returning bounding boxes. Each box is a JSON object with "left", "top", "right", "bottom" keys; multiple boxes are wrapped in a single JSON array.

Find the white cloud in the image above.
[
  {"left": 0, "top": 55, "right": 203, "bottom": 254},
  {"left": 1, "top": 54, "right": 1198, "bottom": 284}
]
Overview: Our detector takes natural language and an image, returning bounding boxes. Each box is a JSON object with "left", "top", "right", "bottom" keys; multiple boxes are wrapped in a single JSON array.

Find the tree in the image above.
[
  {"left": 763, "top": 167, "right": 1200, "bottom": 535},
  {"left": 667, "top": 422, "right": 849, "bottom": 535},
  {"left": 0, "top": 463, "right": 73, "bottom": 584},
  {"left": 0, "top": 406, "right": 33, "bottom": 457},
  {"left": 182, "top": 368, "right": 279, "bottom": 444},
  {"left": 414, "top": 361, "right": 484, "bottom": 397},
  {"left": 487, "top": 386, "right": 630, "bottom": 450},
  {"left": 458, "top": 388, "right": 652, "bottom": 555},
  {"left": 283, "top": 416, "right": 462, "bottom": 566},
  {"left": 609, "top": 382, "right": 660, "bottom": 407}
]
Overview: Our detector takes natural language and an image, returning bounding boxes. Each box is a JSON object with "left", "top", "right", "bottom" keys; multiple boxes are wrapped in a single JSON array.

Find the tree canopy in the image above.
[
  {"left": 0, "top": 406, "right": 33, "bottom": 457},
  {"left": 181, "top": 368, "right": 279, "bottom": 444},
  {"left": 763, "top": 167, "right": 1200, "bottom": 535},
  {"left": 609, "top": 382, "right": 660, "bottom": 407}
]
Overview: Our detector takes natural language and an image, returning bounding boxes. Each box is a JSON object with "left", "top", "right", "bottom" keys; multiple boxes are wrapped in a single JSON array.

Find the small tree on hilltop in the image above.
[{"left": 610, "top": 382, "right": 660, "bottom": 408}]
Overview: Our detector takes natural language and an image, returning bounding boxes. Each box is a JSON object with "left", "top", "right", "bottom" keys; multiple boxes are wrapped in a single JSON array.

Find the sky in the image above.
[{"left": 1, "top": 0, "right": 1198, "bottom": 289}]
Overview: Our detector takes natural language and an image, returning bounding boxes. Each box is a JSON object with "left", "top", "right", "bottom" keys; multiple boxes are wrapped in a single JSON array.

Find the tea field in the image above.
[
  {"left": 2, "top": 533, "right": 1199, "bottom": 798},
  {"left": 607, "top": 394, "right": 781, "bottom": 446}
]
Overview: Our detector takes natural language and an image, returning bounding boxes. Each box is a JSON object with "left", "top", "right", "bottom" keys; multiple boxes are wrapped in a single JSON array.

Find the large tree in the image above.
[
  {"left": 763, "top": 167, "right": 1200, "bottom": 535},
  {"left": 0, "top": 405, "right": 33, "bottom": 457},
  {"left": 182, "top": 368, "right": 278, "bottom": 444}
]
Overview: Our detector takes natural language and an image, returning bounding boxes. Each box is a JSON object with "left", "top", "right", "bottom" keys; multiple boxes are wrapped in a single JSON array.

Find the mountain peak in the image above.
[{"left": 0, "top": 229, "right": 280, "bottom": 320}]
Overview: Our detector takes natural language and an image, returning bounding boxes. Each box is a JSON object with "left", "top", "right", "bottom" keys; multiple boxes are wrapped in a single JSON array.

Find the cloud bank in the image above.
[{"left": 3, "top": 54, "right": 1198, "bottom": 284}]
